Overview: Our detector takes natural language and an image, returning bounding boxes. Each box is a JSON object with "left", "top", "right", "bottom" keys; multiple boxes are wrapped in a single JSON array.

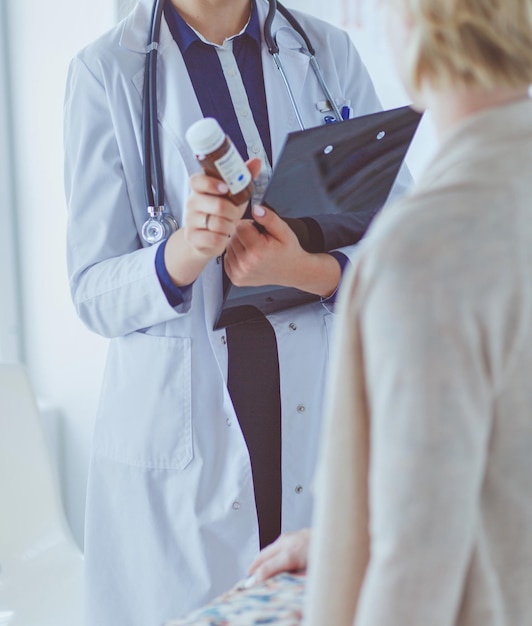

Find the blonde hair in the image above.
[{"left": 399, "top": 0, "right": 532, "bottom": 90}]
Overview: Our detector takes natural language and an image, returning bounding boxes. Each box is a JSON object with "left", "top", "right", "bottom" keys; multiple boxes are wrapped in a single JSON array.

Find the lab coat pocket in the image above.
[{"left": 94, "top": 332, "right": 193, "bottom": 470}]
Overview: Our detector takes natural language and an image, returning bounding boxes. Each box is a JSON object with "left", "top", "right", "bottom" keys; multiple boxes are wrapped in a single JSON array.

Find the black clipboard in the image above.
[{"left": 214, "top": 105, "right": 422, "bottom": 330}]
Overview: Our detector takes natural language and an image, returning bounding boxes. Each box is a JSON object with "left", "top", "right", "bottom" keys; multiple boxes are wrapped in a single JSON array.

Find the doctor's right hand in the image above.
[{"left": 163, "top": 158, "right": 261, "bottom": 287}]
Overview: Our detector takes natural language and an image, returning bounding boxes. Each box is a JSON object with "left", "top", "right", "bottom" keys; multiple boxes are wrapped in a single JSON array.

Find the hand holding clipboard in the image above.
[{"left": 215, "top": 105, "right": 422, "bottom": 329}]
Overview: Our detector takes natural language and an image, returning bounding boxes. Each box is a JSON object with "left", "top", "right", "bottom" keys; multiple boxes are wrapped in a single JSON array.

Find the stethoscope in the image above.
[{"left": 141, "top": 0, "right": 344, "bottom": 245}]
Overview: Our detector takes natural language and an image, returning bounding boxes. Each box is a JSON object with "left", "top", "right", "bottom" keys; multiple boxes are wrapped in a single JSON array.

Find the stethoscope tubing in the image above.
[
  {"left": 271, "top": 52, "right": 305, "bottom": 130},
  {"left": 265, "top": 0, "right": 343, "bottom": 128},
  {"left": 143, "top": 0, "right": 165, "bottom": 213},
  {"left": 309, "top": 55, "right": 343, "bottom": 123}
]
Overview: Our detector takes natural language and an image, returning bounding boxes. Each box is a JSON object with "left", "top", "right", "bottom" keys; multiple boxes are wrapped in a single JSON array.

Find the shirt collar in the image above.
[
  {"left": 246, "top": 1, "right": 261, "bottom": 46},
  {"left": 165, "top": 0, "right": 260, "bottom": 54}
]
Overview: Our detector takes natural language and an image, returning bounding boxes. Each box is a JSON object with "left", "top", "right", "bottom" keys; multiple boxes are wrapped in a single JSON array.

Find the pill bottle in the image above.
[{"left": 185, "top": 117, "right": 254, "bottom": 206}]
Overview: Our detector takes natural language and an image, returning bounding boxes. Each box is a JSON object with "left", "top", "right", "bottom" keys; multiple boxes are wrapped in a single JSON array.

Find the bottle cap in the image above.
[{"left": 185, "top": 117, "right": 225, "bottom": 156}]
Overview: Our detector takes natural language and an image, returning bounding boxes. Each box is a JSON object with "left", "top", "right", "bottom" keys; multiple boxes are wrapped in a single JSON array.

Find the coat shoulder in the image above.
[
  {"left": 70, "top": 14, "right": 144, "bottom": 82},
  {"left": 284, "top": 8, "right": 354, "bottom": 53}
]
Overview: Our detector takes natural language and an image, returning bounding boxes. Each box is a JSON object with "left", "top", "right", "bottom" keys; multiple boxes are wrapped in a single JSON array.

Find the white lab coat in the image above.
[{"left": 64, "top": 1, "right": 385, "bottom": 624}]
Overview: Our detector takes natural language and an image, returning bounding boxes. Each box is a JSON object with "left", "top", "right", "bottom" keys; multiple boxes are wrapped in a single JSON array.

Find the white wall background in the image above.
[
  {"left": 3, "top": 0, "right": 436, "bottom": 549},
  {"left": 4, "top": 0, "right": 114, "bottom": 547}
]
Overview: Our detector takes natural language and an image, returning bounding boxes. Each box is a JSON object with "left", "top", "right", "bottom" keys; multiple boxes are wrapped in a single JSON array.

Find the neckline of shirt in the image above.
[{"left": 164, "top": 1, "right": 260, "bottom": 53}]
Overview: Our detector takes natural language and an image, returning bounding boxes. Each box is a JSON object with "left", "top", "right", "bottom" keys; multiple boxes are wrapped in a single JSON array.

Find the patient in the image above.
[{"left": 249, "top": 0, "right": 532, "bottom": 624}]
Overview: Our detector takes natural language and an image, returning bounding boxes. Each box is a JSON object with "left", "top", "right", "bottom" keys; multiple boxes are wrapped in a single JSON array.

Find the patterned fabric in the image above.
[{"left": 165, "top": 573, "right": 305, "bottom": 626}]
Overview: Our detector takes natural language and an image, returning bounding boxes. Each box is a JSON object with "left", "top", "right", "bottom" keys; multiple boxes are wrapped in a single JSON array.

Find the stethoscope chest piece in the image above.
[
  {"left": 141, "top": 0, "right": 177, "bottom": 245},
  {"left": 141, "top": 206, "right": 179, "bottom": 245}
]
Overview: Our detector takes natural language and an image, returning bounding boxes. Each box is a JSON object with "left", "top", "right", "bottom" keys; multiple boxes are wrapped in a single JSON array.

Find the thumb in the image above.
[{"left": 252, "top": 205, "right": 290, "bottom": 241}]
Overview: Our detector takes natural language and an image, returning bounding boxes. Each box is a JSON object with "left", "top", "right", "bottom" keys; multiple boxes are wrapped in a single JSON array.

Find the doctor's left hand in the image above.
[{"left": 225, "top": 206, "right": 342, "bottom": 297}]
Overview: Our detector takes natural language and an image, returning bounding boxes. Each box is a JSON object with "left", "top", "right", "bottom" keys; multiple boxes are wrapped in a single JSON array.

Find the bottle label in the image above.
[{"left": 214, "top": 143, "right": 252, "bottom": 195}]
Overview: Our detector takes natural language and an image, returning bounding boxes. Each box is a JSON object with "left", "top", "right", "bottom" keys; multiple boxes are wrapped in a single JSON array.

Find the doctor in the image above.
[{"left": 64, "top": 0, "right": 387, "bottom": 624}]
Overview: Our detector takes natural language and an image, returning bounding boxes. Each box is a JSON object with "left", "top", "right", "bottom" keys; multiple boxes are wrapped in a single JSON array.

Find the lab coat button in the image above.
[
  {"left": 221, "top": 336, "right": 227, "bottom": 345},
  {"left": 228, "top": 68, "right": 236, "bottom": 77},
  {"left": 240, "top": 109, "right": 249, "bottom": 118},
  {"left": 295, "top": 485, "right": 303, "bottom": 494},
  {"left": 232, "top": 501, "right": 241, "bottom": 510},
  {"left": 297, "top": 404, "right": 305, "bottom": 413},
  {"left": 226, "top": 418, "right": 232, "bottom": 427},
  {"left": 289, "top": 322, "right": 297, "bottom": 331},
  {"left": 216, "top": 255, "right": 222, "bottom": 264},
  {"left": 252, "top": 145, "right": 261, "bottom": 154}
]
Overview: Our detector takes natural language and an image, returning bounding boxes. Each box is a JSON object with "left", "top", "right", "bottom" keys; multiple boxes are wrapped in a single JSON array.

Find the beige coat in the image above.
[{"left": 305, "top": 98, "right": 532, "bottom": 626}]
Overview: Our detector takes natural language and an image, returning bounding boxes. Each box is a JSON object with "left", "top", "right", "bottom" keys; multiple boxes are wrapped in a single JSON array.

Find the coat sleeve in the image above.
[
  {"left": 64, "top": 55, "right": 191, "bottom": 338},
  {"left": 352, "top": 215, "right": 492, "bottom": 625}
]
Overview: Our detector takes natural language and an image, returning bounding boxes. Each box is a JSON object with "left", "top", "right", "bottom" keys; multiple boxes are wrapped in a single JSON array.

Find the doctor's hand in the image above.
[
  {"left": 225, "top": 206, "right": 342, "bottom": 297},
  {"left": 246, "top": 529, "right": 311, "bottom": 585},
  {"left": 163, "top": 158, "right": 261, "bottom": 287},
  {"left": 184, "top": 157, "right": 262, "bottom": 258}
]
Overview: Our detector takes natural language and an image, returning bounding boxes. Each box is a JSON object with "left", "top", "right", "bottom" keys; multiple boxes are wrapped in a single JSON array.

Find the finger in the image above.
[
  {"left": 251, "top": 205, "right": 290, "bottom": 242},
  {"left": 252, "top": 552, "right": 301, "bottom": 583},
  {"left": 203, "top": 214, "right": 241, "bottom": 238},
  {"left": 189, "top": 172, "right": 229, "bottom": 196},
  {"left": 185, "top": 229, "right": 232, "bottom": 258},
  {"left": 231, "top": 219, "right": 263, "bottom": 249},
  {"left": 198, "top": 212, "right": 210, "bottom": 230},
  {"left": 223, "top": 238, "right": 240, "bottom": 273},
  {"left": 226, "top": 230, "right": 247, "bottom": 256},
  {"left": 224, "top": 243, "right": 247, "bottom": 284},
  {"left": 232, "top": 219, "right": 262, "bottom": 250},
  {"left": 188, "top": 193, "right": 245, "bottom": 227},
  {"left": 249, "top": 529, "right": 311, "bottom": 578},
  {"left": 248, "top": 540, "right": 285, "bottom": 574}
]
